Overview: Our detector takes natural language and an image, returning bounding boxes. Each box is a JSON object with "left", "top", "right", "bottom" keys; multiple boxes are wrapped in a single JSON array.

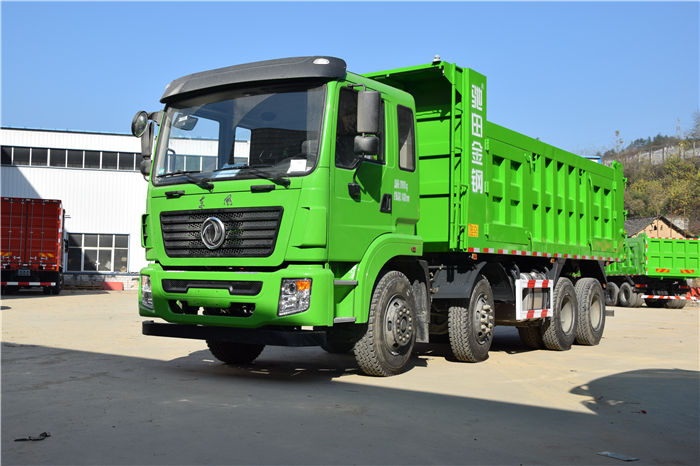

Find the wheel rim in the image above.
[
  {"left": 560, "top": 296, "right": 574, "bottom": 333},
  {"left": 473, "top": 295, "right": 494, "bottom": 345},
  {"left": 384, "top": 294, "right": 413, "bottom": 353},
  {"left": 590, "top": 294, "right": 603, "bottom": 329}
]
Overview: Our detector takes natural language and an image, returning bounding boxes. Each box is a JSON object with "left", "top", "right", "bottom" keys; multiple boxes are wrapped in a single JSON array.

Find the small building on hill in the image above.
[{"left": 625, "top": 215, "right": 697, "bottom": 239}]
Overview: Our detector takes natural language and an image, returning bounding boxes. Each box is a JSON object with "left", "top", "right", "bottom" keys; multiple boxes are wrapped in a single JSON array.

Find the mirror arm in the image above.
[{"left": 147, "top": 111, "right": 163, "bottom": 126}]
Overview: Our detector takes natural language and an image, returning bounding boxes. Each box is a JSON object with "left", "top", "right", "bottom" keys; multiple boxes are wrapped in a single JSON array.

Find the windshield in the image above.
[{"left": 153, "top": 82, "right": 326, "bottom": 186}]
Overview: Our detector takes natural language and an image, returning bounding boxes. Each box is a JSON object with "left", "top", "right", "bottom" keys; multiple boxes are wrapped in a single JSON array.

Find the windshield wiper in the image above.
[
  {"left": 214, "top": 164, "right": 290, "bottom": 187},
  {"left": 157, "top": 170, "right": 214, "bottom": 190}
]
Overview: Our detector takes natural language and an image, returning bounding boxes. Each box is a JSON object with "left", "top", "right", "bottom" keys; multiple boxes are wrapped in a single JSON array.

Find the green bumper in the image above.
[{"left": 138, "top": 263, "right": 334, "bottom": 328}]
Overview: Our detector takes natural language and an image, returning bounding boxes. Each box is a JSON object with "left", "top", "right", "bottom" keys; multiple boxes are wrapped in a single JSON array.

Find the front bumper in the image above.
[{"left": 138, "top": 263, "right": 334, "bottom": 328}]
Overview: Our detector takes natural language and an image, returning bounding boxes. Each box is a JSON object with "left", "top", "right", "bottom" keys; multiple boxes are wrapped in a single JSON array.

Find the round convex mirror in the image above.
[{"left": 131, "top": 111, "right": 149, "bottom": 137}]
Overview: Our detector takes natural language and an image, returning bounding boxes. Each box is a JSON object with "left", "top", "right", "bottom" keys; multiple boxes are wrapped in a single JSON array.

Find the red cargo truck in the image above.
[{"left": 1, "top": 197, "right": 66, "bottom": 295}]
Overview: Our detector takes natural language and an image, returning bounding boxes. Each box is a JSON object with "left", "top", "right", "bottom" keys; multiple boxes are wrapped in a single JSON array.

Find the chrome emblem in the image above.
[{"left": 200, "top": 217, "right": 226, "bottom": 249}]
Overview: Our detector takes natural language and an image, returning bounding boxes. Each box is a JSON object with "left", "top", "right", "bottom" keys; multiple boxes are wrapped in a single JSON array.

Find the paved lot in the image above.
[{"left": 2, "top": 290, "right": 698, "bottom": 465}]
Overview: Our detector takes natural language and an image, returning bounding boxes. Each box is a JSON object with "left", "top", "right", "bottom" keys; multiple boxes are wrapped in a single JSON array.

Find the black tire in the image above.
[
  {"left": 631, "top": 293, "right": 644, "bottom": 307},
  {"left": 206, "top": 340, "right": 265, "bottom": 365},
  {"left": 574, "top": 278, "right": 606, "bottom": 346},
  {"left": 4, "top": 285, "right": 19, "bottom": 295},
  {"left": 51, "top": 271, "right": 64, "bottom": 295},
  {"left": 43, "top": 287, "right": 52, "bottom": 295},
  {"left": 321, "top": 340, "right": 355, "bottom": 354},
  {"left": 617, "top": 282, "right": 633, "bottom": 307},
  {"left": 541, "top": 278, "right": 578, "bottom": 351},
  {"left": 518, "top": 326, "right": 545, "bottom": 349},
  {"left": 644, "top": 298, "right": 664, "bottom": 308},
  {"left": 604, "top": 282, "right": 619, "bottom": 307},
  {"left": 448, "top": 276, "right": 495, "bottom": 362},
  {"left": 354, "top": 271, "right": 416, "bottom": 376},
  {"left": 663, "top": 298, "right": 681, "bottom": 309}
]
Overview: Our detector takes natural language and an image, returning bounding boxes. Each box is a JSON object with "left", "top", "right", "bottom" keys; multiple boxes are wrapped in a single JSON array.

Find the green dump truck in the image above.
[
  {"left": 133, "top": 56, "right": 625, "bottom": 376},
  {"left": 605, "top": 234, "right": 699, "bottom": 309}
]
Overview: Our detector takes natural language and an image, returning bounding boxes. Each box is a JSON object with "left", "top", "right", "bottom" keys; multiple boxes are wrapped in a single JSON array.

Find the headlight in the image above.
[
  {"left": 278, "top": 278, "right": 311, "bottom": 316},
  {"left": 141, "top": 274, "right": 153, "bottom": 309}
]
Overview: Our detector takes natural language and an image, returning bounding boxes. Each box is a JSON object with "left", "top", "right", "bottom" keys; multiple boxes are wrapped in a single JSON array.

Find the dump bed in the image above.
[
  {"left": 365, "top": 61, "right": 625, "bottom": 260},
  {"left": 606, "top": 234, "right": 700, "bottom": 279},
  {"left": 1, "top": 197, "right": 64, "bottom": 272}
]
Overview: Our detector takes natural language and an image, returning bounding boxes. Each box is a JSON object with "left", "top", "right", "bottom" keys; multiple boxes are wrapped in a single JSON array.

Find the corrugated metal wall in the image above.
[{"left": 2, "top": 129, "right": 150, "bottom": 274}]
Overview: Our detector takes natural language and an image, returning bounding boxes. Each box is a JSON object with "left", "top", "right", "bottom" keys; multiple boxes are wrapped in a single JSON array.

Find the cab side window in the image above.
[
  {"left": 335, "top": 88, "right": 385, "bottom": 169},
  {"left": 397, "top": 105, "right": 415, "bottom": 172}
]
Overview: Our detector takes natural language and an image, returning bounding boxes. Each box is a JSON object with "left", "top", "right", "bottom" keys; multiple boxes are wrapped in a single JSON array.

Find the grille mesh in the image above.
[{"left": 160, "top": 207, "right": 283, "bottom": 258}]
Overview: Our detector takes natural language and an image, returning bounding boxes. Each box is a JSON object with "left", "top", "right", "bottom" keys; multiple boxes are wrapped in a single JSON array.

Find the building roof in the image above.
[{"left": 625, "top": 215, "right": 697, "bottom": 238}]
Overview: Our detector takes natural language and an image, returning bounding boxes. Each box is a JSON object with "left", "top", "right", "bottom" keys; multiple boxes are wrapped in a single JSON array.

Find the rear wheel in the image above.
[
  {"left": 50, "top": 271, "right": 64, "bottom": 295},
  {"left": 644, "top": 298, "right": 664, "bottom": 308},
  {"left": 206, "top": 340, "right": 265, "bottom": 365},
  {"left": 541, "top": 278, "right": 578, "bottom": 351},
  {"left": 43, "top": 287, "right": 52, "bottom": 295},
  {"left": 677, "top": 299, "right": 687, "bottom": 309},
  {"left": 518, "top": 326, "right": 545, "bottom": 349},
  {"left": 448, "top": 276, "right": 495, "bottom": 362},
  {"left": 354, "top": 271, "right": 416, "bottom": 376},
  {"left": 574, "top": 278, "right": 605, "bottom": 346},
  {"left": 617, "top": 282, "right": 633, "bottom": 307},
  {"left": 604, "top": 282, "right": 619, "bottom": 306}
]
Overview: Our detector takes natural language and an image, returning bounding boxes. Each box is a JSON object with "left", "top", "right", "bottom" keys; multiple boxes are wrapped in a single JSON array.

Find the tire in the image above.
[
  {"left": 448, "top": 276, "right": 495, "bottom": 362},
  {"left": 644, "top": 298, "right": 664, "bottom": 308},
  {"left": 321, "top": 340, "right": 355, "bottom": 354},
  {"left": 518, "top": 326, "right": 545, "bottom": 349},
  {"left": 677, "top": 299, "right": 687, "bottom": 309},
  {"left": 51, "top": 271, "right": 64, "bottom": 295},
  {"left": 617, "top": 282, "right": 633, "bottom": 307},
  {"left": 541, "top": 278, "right": 578, "bottom": 351},
  {"left": 632, "top": 293, "right": 644, "bottom": 307},
  {"left": 43, "top": 287, "right": 52, "bottom": 295},
  {"left": 574, "top": 278, "right": 606, "bottom": 346},
  {"left": 604, "top": 282, "right": 619, "bottom": 307},
  {"left": 4, "top": 285, "right": 19, "bottom": 295},
  {"left": 206, "top": 340, "right": 265, "bottom": 365},
  {"left": 354, "top": 271, "right": 417, "bottom": 376},
  {"left": 663, "top": 298, "right": 682, "bottom": 309}
]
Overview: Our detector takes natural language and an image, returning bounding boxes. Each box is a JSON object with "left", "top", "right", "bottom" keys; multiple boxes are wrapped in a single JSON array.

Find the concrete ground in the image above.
[{"left": 2, "top": 290, "right": 698, "bottom": 465}]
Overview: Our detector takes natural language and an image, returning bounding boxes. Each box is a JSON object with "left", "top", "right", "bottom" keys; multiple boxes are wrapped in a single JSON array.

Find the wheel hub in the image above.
[
  {"left": 476, "top": 303, "right": 494, "bottom": 343},
  {"left": 385, "top": 297, "right": 413, "bottom": 348}
]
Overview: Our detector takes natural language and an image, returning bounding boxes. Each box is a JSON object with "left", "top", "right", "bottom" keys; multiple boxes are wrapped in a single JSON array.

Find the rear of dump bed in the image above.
[
  {"left": 364, "top": 62, "right": 625, "bottom": 260},
  {"left": 1, "top": 197, "right": 65, "bottom": 294},
  {"left": 607, "top": 234, "right": 699, "bottom": 279}
]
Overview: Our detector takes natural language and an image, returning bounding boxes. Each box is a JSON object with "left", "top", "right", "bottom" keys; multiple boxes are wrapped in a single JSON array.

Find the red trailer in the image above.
[{"left": 1, "top": 197, "right": 66, "bottom": 295}]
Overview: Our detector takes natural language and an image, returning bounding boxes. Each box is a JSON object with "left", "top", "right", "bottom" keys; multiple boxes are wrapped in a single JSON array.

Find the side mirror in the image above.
[
  {"left": 357, "top": 91, "right": 380, "bottom": 134},
  {"left": 354, "top": 135, "right": 379, "bottom": 156},
  {"left": 131, "top": 111, "right": 149, "bottom": 138},
  {"left": 139, "top": 159, "right": 151, "bottom": 176}
]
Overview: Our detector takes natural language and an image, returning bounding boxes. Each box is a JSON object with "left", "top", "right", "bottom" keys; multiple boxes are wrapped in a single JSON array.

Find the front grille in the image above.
[
  {"left": 160, "top": 207, "right": 283, "bottom": 258},
  {"left": 162, "top": 279, "right": 263, "bottom": 296}
]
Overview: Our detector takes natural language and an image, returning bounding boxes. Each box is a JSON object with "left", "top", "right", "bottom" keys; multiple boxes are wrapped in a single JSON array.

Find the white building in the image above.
[{"left": 1, "top": 127, "right": 148, "bottom": 289}]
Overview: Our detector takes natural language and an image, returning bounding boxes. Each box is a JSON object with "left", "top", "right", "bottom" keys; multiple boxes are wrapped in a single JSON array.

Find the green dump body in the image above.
[
  {"left": 606, "top": 234, "right": 700, "bottom": 279},
  {"left": 365, "top": 62, "right": 625, "bottom": 259}
]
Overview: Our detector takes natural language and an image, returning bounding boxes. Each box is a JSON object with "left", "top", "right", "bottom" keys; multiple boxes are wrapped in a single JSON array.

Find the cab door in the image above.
[{"left": 328, "top": 84, "right": 419, "bottom": 262}]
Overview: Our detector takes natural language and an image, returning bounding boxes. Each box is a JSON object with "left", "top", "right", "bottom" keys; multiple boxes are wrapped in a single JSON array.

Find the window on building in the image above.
[
  {"left": 1, "top": 146, "right": 12, "bottom": 165},
  {"left": 31, "top": 148, "right": 48, "bottom": 166},
  {"left": 50, "top": 149, "right": 67, "bottom": 167},
  {"left": 118, "top": 153, "right": 135, "bottom": 170},
  {"left": 67, "top": 150, "right": 83, "bottom": 168},
  {"left": 13, "top": 147, "right": 30, "bottom": 166},
  {"left": 67, "top": 233, "right": 130, "bottom": 273},
  {"left": 102, "top": 151, "right": 118, "bottom": 170},
  {"left": 84, "top": 151, "right": 100, "bottom": 169},
  {"left": 397, "top": 105, "right": 415, "bottom": 172},
  {"left": 135, "top": 153, "right": 144, "bottom": 170}
]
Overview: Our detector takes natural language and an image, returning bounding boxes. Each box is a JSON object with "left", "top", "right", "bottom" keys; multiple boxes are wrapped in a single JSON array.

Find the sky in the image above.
[{"left": 1, "top": 1, "right": 698, "bottom": 155}]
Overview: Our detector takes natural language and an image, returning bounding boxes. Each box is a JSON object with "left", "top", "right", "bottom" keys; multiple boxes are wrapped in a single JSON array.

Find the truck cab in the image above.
[{"left": 136, "top": 57, "right": 426, "bottom": 375}]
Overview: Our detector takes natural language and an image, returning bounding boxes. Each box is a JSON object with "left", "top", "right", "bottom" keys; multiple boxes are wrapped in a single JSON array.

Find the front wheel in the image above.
[
  {"left": 206, "top": 341, "right": 265, "bottom": 365},
  {"left": 354, "top": 271, "right": 416, "bottom": 377},
  {"left": 448, "top": 276, "right": 495, "bottom": 362}
]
